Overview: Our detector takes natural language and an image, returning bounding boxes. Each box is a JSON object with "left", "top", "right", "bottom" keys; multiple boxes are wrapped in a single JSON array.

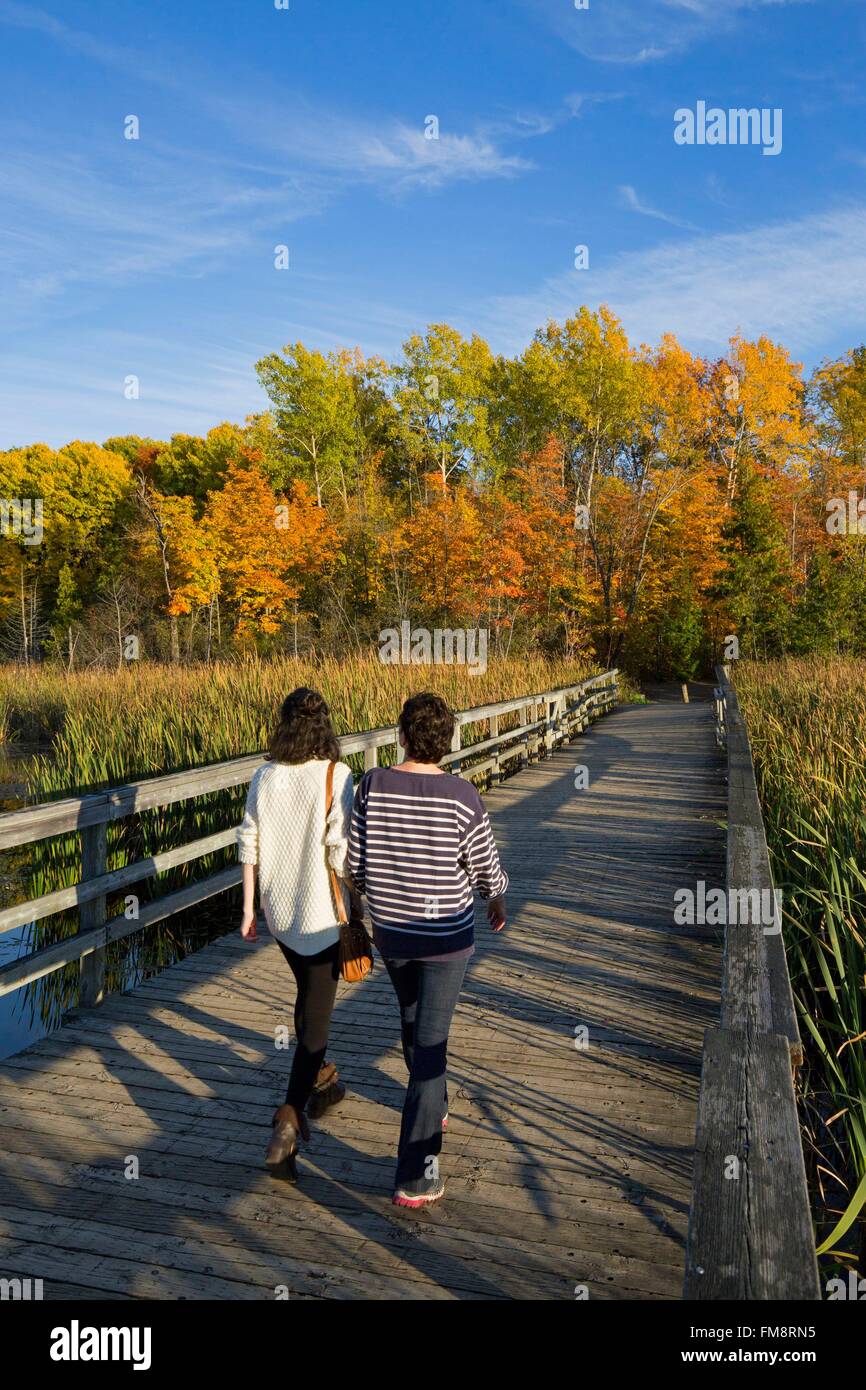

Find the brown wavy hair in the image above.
[
  {"left": 398, "top": 692, "right": 456, "bottom": 764},
  {"left": 268, "top": 687, "right": 341, "bottom": 764}
]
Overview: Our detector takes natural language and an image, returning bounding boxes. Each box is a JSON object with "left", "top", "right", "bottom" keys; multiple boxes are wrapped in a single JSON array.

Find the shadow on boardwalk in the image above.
[{"left": 0, "top": 694, "right": 725, "bottom": 1300}]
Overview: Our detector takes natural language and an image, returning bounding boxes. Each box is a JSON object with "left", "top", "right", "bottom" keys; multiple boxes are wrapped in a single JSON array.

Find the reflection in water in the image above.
[{"left": 0, "top": 744, "right": 243, "bottom": 1060}]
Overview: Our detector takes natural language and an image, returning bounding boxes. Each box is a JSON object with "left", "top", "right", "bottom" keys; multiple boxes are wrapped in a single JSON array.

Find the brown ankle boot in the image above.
[
  {"left": 307, "top": 1061, "right": 346, "bottom": 1119},
  {"left": 265, "top": 1104, "right": 309, "bottom": 1178},
  {"left": 315, "top": 1061, "right": 338, "bottom": 1090}
]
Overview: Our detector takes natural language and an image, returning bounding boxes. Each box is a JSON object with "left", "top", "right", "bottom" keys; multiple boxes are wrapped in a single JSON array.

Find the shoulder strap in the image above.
[{"left": 324, "top": 761, "right": 348, "bottom": 925}]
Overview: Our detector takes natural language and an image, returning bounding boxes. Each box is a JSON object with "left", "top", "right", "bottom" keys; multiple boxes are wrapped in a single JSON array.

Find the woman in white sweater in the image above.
[{"left": 237, "top": 687, "right": 355, "bottom": 1177}]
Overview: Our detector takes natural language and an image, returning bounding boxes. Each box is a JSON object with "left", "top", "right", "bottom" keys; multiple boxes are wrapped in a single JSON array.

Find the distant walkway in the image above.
[{"left": 0, "top": 696, "right": 725, "bottom": 1299}]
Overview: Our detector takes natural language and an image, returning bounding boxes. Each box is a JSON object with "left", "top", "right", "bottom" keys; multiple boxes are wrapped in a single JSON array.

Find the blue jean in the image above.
[{"left": 383, "top": 955, "right": 468, "bottom": 1194}]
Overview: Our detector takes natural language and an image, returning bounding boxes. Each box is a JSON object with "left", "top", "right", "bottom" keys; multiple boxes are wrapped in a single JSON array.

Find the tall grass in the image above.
[
  {"left": 735, "top": 657, "right": 866, "bottom": 1268},
  {"left": 1, "top": 653, "right": 600, "bottom": 792},
  {"left": 2, "top": 654, "right": 601, "bottom": 1030}
]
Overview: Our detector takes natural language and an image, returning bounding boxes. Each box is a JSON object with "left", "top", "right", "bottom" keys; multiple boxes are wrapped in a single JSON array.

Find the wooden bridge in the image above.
[{"left": 0, "top": 673, "right": 820, "bottom": 1300}]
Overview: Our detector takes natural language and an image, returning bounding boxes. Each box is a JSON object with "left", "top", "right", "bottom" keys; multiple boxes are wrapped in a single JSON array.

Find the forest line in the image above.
[{"left": 1, "top": 305, "right": 865, "bottom": 678}]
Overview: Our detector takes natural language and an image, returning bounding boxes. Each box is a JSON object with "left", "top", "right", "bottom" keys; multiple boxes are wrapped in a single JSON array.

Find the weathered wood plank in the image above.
[
  {"left": 683, "top": 1027, "right": 819, "bottom": 1300},
  {"left": 718, "top": 675, "right": 801, "bottom": 1061}
]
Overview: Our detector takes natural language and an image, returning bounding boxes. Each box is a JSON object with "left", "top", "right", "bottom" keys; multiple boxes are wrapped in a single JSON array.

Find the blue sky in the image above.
[{"left": 1, "top": 0, "right": 865, "bottom": 447}]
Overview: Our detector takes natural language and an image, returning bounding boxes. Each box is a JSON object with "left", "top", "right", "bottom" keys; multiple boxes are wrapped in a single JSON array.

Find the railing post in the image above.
[
  {"left": 577, "top": 692, "right": 587, "bottom": 735},
  {"left": 79, "top": 821, "right": 107, "bottom": 1008},
  {"left": 489, "top": 712, "right": 500, "bottom": 781},
  {"left": 450, "top": 721, "right": 462, "bottom": 775},
  {"left": 364, "top": 744, "right": 377, "bottom": 771}
]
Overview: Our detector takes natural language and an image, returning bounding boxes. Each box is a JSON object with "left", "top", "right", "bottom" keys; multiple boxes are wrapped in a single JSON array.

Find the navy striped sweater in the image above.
[{"left": 346, "top": 766, "right": 508, "bottom": 959}]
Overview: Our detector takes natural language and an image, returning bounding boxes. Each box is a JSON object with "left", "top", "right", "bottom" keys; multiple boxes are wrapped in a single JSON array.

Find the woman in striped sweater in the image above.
[{"left": 347, "top": 692, "right": 508, "bottom": 1208}]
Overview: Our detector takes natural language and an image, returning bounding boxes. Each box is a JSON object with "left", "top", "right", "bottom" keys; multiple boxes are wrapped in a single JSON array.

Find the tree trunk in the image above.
[
  {"left": 20, "top": 565, "right": 29, "bottom": 666},
  {"left": 114, "top": 588, "right": 124, "bottom": 670}
]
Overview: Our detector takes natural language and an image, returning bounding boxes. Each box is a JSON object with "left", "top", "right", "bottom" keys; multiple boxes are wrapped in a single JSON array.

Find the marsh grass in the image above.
[{"left": 736, "top": 657, "right": 866, "bottom": 1269}]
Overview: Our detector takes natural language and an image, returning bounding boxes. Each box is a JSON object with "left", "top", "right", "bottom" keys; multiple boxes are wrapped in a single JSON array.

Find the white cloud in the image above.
[
  {"left": 618, "top": 184, "right": 700, "bottom": 230},
  {"left": 202, "top": 93, "right": 538, "bottom": 194},
  {"left": 477, "top": 203, "right": 866, "bottom": 359},
  {"left": 349, "top": 125, "right": 532, "bottom": 190},
  {"left": 528, "top": 0, "right": 817, "bottom": 65}
]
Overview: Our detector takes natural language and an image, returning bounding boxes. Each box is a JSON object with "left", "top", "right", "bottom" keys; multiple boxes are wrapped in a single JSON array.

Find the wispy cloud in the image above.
[
  {"left": 1, "top": 4, "right": 539, "bottom": 198},
  {"left": 0, "top": 140, "right": 330, "bottom": 326},
  {"left": 528, "top": 0, "right": 817, "bottom": 65},
  {"left": 343, "top": 124, "right": 533, "bottom": 190},
  {"left": 0, "top": 0, "right": 175, "bottom": 85},
  {"left": 478, "top": 202, "right": 866, "bottom": 359},
  {"left": 199, "top": 91, "right": 539, "bottom": 194},
  {"left": 618, "top": 184, "right": 700, "bottom": 230}
]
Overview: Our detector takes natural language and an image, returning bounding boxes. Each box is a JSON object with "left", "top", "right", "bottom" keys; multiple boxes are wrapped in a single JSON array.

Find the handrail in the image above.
[
  {"left": 683, "top": 663, "right": 819, "bottom": 1301},
  {"left": 0, "top": 669, "right": 619, "bottom": 1002}
]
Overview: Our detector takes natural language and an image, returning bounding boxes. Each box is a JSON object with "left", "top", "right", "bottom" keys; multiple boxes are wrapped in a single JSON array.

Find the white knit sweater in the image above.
[{"left": 237, "top": 758, "right": 355, "bottom": 954}]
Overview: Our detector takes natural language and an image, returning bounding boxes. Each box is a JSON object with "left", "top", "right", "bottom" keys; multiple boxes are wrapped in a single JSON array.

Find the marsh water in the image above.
[{"left": 0, "top": 743, "right": 239, "bottom": 1060}]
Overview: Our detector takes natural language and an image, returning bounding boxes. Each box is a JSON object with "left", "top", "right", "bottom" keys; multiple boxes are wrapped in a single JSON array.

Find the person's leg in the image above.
[
  {"left": 278, "top": 941, "right": 340, "bottom": 1112},
  {"left": 392, "top": 958, "right": 467, "bottom": 1197},
  {"left": 382, "top": 956, "right": 419, "bottom": 1076}
]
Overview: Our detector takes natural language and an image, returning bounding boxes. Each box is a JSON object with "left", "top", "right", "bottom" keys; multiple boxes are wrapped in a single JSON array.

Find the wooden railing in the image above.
[
  {"left": 0, "top": 670, "right": 619, "bottom": 1007},
  {"left": 683, "top": 665, "right": 819, "bottom": 1300}
]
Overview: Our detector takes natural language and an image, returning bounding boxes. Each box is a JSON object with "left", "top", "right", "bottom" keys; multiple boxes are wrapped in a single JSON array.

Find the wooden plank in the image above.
[
  {"left": 719, "top": 674, "right": 801, "bottom": 1061},
  {"left": 683, "top": 1027, "right": 819, "bottom": 1300},
  {"left": 78, "top": 822, "right": 107, "bottom": 1008}
]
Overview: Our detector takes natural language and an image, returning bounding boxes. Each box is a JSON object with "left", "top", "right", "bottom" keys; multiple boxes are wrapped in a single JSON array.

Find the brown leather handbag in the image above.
[{"left": 325, "top": 761, "right": 373, "bottom": 984}]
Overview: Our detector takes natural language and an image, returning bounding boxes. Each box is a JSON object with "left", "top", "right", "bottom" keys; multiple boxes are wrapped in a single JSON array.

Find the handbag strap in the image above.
[{"left": 325, "top": 760, "right": 348, "bottom": 926}]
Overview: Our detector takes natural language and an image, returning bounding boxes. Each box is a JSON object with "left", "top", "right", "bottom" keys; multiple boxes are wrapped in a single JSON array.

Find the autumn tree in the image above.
[
  {"left": 393, "top": 325, "right": 495, "bottom": 497},
  {"left": 255, "top": 343, "right": 357, "bottom": 507},
  {"left": 205, "top": 461, "right": 338, "bottom": 650}
]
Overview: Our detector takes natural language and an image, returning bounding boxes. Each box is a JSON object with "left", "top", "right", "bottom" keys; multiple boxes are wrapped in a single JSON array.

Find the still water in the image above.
[{"left": 0, "top": 746, "right": 238, "bottom": 1060}]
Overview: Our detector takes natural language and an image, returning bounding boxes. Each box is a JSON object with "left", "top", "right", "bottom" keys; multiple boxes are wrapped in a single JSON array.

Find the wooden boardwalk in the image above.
[{"left": 0, "top": 696, "right": 725, "bottom": 1300}]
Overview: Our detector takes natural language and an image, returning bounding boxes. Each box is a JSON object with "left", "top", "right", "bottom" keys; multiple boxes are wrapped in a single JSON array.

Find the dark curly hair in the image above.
[
  {"left": 268, "top": 687, "right": 341, "bottom": 764},
  {"left": 399, "top": 692, "right": 456, "bottom": 764}
]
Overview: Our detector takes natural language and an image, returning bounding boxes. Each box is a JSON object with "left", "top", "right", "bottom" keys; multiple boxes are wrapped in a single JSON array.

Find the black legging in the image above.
[{"left": 277, "top": 939, "right": 340, "bottom": 1110}]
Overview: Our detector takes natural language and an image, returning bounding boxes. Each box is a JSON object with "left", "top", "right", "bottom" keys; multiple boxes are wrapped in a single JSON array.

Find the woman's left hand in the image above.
[{"left": 487, "top": 895, "right": 507, "bottom": 932}]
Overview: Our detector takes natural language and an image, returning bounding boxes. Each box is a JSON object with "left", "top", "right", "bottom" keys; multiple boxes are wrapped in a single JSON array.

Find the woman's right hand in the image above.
[{"left": 240, "top": 910, "right": 257, "bottom": 941}]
